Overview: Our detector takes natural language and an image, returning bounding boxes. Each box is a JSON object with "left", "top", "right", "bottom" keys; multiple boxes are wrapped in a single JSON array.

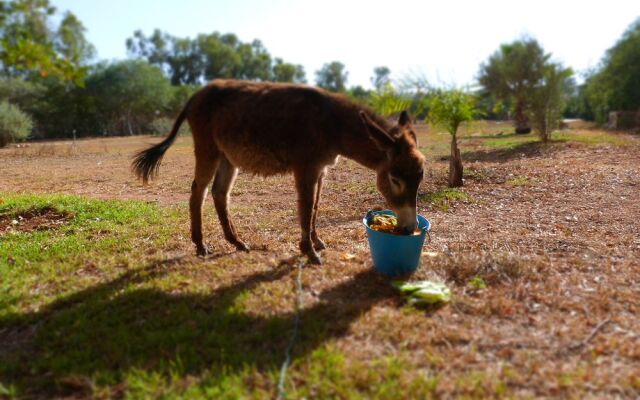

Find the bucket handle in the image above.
[{"left": 424, "top": 230, "right": 432, "bottom": 245}]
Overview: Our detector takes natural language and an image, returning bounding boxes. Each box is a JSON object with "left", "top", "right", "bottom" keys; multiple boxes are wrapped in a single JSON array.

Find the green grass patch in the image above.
[
  {"left": 553, "top": 130, "right": 633, "bottom": 146},
  {"left": 419, "top": 188, "right": 470, "bottom": 212},
  {"left": 472, "top": 133, "right": 538, "bottom": 150},
  {"left": 506, "top": 175, "right": 531, "bottom": 186},
  {"left": 468, "top": 276, "right": 487, "bottom": 290},
  {"left": 0, "top": 193, "right": 177, "bottom": 316}
]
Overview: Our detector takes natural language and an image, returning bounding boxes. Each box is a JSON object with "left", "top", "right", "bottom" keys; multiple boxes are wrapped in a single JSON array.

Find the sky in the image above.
[{"left": 51, "top": 0, "right": 640, "bottom": 89}]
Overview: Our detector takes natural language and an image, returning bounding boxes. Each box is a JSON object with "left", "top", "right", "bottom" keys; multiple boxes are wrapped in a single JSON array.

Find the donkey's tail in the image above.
[{"left": 132, "top": 102, "right": 189, "bottom": 184}]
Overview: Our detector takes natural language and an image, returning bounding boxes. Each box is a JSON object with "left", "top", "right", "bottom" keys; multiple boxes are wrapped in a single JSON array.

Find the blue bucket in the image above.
[{"left": 363, "top": 210, "right": 431, "bottom": 277}]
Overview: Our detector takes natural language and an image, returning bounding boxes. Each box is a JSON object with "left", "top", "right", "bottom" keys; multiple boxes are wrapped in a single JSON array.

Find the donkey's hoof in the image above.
[
  {"left": 306, "top": 251, "right": 322, "bottom": 265},
  {"left": 196, "top": 246, "right": 212, "bottom": 257},
  {"left": 234, "top": 241, "right": 250, "bottom": 252},
  {"left": 312, "top": 237, "right": 327, "bottom": 251}
]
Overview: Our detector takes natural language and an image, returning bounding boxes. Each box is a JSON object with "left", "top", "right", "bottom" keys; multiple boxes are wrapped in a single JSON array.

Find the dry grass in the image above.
[{"left": 1, "top": 122, "right": 639, "bottom": 398}]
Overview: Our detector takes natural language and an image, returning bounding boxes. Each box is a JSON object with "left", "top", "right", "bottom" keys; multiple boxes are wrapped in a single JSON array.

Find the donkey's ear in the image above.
[
  {"left": 398, "top": 110, "right": 411, "bottom": 127},
  {"left": 407, "top": 129, "right": 418, "bottom": 145},
  {"left": 359, "top": 111, "right": 396, "bottom": 149}
]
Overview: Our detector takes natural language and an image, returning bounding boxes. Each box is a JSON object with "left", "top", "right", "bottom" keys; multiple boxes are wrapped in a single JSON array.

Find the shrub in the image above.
[
  {"left": 426, "top": 90, "right": 478, "bottom": 187},
  {"left": 0, "top": 102, "right": 33, "bottom": 147},
  {"left": 147, "top": 117, "right": 190, "bottom": 136}
]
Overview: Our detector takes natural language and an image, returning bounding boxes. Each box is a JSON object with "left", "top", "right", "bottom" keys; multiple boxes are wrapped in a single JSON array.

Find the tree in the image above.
[
  {"left": 315, "top": 61, "right": 348, "bottom": 92},
  {"left": 0, "top": 0, "right": 89, "bottom": 84},
  {"left": 234, "top": 39, "right": 271, "bottom": 81},
  {"left": 583, "top": 18, "right": 640, "bottom": 123},
  {"left": 427, "top": 90, "right": 478, "bottom": 187},
  {"left": 347, "top": 85, "right": 370, "bottom": 103},
  {"left": 127, "top": 29, "right": 204, "bottom": 85},
  {"left": 528, "top": 64, "right": 573, "bottom": 142},
  {"left": 84, "top": 60, "right": 172, "bottom": 135},
  {"left": 478, "top": 38, "right": 549, "bottom": 133},
  {"left": 127, "top": 29, "right": 304, "bottom": 85},
  {"left": 271, "top": 58, "right": 306, "bottom": 83},
  {"left": 371, "top": 66, "right": 391, "bottom": 91},
  {"left": 55, "top": 11, "right": 95, "bottom": 65}
]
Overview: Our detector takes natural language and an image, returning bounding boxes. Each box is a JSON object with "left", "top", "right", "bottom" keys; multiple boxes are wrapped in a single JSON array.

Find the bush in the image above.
[
  {"left": 147, "top": 117, "right": 190, "bottom": 136},
  {"left": 0, "top": 102, "right": 33, "bottom": 147}
]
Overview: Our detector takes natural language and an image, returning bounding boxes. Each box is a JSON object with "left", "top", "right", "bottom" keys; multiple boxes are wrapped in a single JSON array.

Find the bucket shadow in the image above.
[{"left": 0, "top": 257, "right": 396, "bottom": 397}]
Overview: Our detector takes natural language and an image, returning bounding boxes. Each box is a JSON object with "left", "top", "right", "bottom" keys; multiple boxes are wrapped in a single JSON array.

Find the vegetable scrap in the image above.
[
  {"left": 392, "top": 280, "right": 452, "bottom": 306},
  {"left": 369, "top": 214, "right": 420, "bottom": 235}
]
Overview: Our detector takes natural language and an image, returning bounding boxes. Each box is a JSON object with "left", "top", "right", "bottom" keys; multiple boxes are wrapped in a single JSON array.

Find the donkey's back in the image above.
[{"left": 189, "top": 80, "right": 354, "bottom": 176}]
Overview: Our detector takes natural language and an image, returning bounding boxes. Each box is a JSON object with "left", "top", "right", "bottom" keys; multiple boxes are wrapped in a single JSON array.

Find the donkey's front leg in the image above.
[
  {"left": 311, "top": 169, "right": 326, "bottom": 251},
  {"left": 294, "top": 168, "right": 322, "bottom": 265}
]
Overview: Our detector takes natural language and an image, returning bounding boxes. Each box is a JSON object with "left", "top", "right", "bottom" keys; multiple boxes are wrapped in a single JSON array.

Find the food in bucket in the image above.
[
  {"left": 369, "top": 214, "right": 420, "bottom": 235},
  {"left": 392, "top": 280, "right": 451, "bottom": 306}
]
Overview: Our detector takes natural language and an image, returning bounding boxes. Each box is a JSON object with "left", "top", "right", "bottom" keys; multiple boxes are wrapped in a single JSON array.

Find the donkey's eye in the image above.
[{"left": 390, "top": 176, "right": 401, "bottom": 187}]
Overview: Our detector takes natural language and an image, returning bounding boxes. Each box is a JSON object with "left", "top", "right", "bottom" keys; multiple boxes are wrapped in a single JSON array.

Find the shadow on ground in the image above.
[
  {"left": 461, "top": 140, "right": 566, "bottom": 163},
  {"left": 0, "top": 256, "right": 397, "bottom": 397}
]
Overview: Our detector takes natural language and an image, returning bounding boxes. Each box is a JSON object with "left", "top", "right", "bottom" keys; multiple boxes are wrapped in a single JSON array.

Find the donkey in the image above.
[{"left": 132, "top": 80, "right": 426, "bottom": 264}]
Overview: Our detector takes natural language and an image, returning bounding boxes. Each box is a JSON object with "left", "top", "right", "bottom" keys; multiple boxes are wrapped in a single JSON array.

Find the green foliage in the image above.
[
  {"left": 315, "top": 61, "right": 348, "bottom": 92},
  {"left": 126, "top": 29, "right": 306, "bottom": 85},
  {"left": 168, "top": 84, "right": 199, "bottom": 116},
  {"left": 426, "top": 89, "right": 478, "bottom": 136},
  {"left": 347, "top": 85, "right": 370, "bottom": 104},
  {"left": 148, "top": 117, "right": 190, "bottom": 137},
  {"left": 369, "top": 83, "right": 411, "bottom": 117},
  {"left": 371, "top": 66, "right": 391, "bottom": 91},
  {"left": 271, "top": 57, "right": 306, "bottom": 83},
  {"left": 527, "top": 64, "right": 573, "bottom": 141},
  {"left": 0, "top": 76, "right": 45, "bottom": 110},
  {"left": 30, "top": 60, "right": 174, "bottom": 137},
  {"left": 54, "top": 11, "right": 95, "bottom": 65},
  {"left": 583, "top": 18, "right": 640, "bottom": 123},
  {"left": 0, "top": 101, "right": 32, "bottom": 147},
  {"left": 478, "top": 38, "right": 552, "bottom": 130},
  {"left": 84, "top": 60, "right": 173, "bottom": 135},
  {"left": 0, "top": 0, "right": 89, "bottom": 85}
]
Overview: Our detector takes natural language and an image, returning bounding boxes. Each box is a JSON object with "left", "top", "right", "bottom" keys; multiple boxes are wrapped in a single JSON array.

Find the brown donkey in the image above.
[{"left": 133, "top": 80, "right": 426, "bottom": 264}]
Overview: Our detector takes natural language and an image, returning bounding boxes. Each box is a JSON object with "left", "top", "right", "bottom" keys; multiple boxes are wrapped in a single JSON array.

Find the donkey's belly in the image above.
[{"left": 218, "top": 136, "right": 297, "bottom": 176}]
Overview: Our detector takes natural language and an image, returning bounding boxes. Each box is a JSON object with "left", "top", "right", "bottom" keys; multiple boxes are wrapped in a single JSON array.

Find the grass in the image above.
[
  {"left": 0, "top": 194, "right": 178, "bottom": 316},
  {"left": 419, "top": 188, "right": 470, "bottom": 211},
  {"left": 553, "top": 130, "right": 634, "bottom": 146},
  {"left": 506, "top": 175, "right": 531, "bottom": 186},
  {"left": 1, "top": 123, "right": 639, "bottom": 398}
]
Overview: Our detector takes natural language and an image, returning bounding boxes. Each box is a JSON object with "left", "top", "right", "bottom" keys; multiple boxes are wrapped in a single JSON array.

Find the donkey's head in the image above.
[{"left": 359, "top": 110, "right": 426, "bottom": 233}]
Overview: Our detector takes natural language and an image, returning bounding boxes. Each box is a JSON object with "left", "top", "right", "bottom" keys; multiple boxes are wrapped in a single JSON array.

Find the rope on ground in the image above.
[{"left": 277, "top": 258, "right": 305, "bottom": 400}]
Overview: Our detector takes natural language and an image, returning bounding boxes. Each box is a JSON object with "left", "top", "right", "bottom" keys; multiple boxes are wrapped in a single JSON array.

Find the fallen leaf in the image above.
[{"left": 341, "top": 253, "right": 357, "bottom": 261}]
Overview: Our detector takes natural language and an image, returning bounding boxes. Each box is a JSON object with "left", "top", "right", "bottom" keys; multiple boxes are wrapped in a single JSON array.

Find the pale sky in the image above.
[{"left": 51, "top": 0, "right": 640, "bottom": 88}]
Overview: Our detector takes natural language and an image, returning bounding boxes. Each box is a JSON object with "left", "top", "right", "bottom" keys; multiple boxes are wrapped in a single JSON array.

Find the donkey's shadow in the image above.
[{"left": 0, "top": 256, "right": 397, "bottom": 396}]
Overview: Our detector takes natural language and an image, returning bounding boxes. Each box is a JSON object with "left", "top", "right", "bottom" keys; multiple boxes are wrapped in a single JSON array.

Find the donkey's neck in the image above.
[
  {"left": 335, "top": 113, "right": 388, "bottom": 170},
  {"left": 337, "top": 135, "right": 386, "bottom": 170}
]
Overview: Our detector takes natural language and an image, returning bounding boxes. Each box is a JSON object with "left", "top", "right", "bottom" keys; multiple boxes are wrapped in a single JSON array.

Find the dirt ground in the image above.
[{"left": 1, "top": 124, "right": 639, "bottom": 397}]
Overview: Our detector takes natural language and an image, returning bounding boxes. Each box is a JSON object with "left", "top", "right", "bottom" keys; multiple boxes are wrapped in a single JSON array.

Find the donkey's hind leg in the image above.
[
  {"left": 190, "top": 156, "right": 219, "bottom": 256},
  {"left": 311, "top": 169, "right": 327, "bottom": 251},
  {"left": 294, "top": 167, "right": 323, "bottom": 265},
  {"left": 212, "top": 157, "right": 249, "bottom": 251}
]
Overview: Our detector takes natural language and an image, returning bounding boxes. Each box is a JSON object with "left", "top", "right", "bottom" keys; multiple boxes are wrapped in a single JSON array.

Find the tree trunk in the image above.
[
  {"left": 449, "top": 134, "right": 463, "bottom": 187},
  {"left": 514, "top": 99, "right": 531, "bottom": 134}
]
